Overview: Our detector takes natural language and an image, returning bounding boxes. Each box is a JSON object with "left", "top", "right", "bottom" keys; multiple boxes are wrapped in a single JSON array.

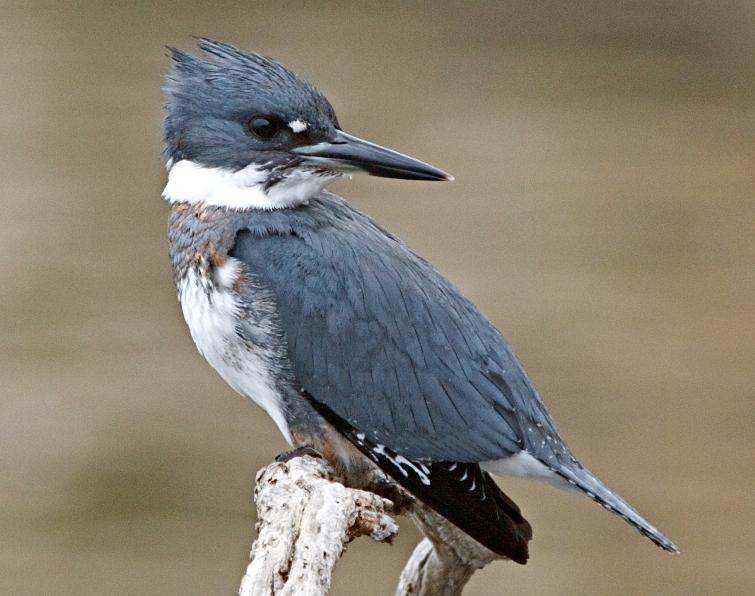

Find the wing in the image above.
[{"left": 231, "top": 193, "right": 567, "bottom": 463}]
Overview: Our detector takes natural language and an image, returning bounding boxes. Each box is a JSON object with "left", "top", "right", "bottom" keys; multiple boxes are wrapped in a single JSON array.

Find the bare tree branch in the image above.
[
  {"left": 396, "top": 506, "right": 498, "bottom": 596},
  {"left": 238, "top": 455, "right": 501, "bottom": 596},
  {"left": 238, "top": 455, "right": 398, "bottom": 596}
]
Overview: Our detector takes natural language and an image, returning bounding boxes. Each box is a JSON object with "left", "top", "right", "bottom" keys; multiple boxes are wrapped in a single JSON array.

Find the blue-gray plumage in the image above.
[
  {"left": 231, "top": 195, "right": 547, "bottom": 462},
  {"left": 165, "top": 43, "right": 338, "bottom": 170},
  {"left": 163, "top": 39, "right": 677, "bottom": 563}
]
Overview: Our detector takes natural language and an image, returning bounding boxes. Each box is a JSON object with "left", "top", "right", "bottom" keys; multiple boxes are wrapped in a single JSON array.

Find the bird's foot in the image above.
[
  {"left": 275, "top": 445, "right": 322, "bottom": 463},
  {"left": 365, "top": 474, "right": 414, "bottom": 513}
]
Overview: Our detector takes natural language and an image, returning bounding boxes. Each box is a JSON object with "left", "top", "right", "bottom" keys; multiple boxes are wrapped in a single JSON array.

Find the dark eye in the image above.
[{"left": 248, "top": 116, "right": 278, "bottom": 139}]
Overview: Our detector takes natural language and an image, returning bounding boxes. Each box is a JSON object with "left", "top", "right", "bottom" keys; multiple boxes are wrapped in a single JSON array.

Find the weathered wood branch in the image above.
[
  {"left": 396, "top": 505, "right": 498, "bottom": 596},
  {"left": 238, "top": 455, "right": 501, "bottom": 596},
  {"left": 238, "top": 455, "right": 398, "bottom": 596}
]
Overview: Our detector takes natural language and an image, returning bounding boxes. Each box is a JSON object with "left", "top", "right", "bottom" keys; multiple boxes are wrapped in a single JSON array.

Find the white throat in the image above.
[{"left": 162, "top": 159, "right": 339, "bottom": 210}]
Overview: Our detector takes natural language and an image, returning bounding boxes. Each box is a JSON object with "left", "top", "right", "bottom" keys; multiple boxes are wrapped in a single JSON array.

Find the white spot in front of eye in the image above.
[{"left": 289, "top": 119, "right": 308, "bottom": 133}]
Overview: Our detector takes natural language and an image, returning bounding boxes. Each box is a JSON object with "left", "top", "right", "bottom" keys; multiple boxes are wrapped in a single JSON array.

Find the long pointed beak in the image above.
[{"left": 292, "top": 130, "right": 453, "bottom": 181}]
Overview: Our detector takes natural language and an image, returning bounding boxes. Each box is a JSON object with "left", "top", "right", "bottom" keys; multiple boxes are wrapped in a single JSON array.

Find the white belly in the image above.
[{"left": 178, "top": 261, "right": 292, "bottom": 444}]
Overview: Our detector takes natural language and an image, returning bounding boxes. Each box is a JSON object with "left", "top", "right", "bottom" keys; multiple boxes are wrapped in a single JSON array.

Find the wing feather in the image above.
[{"left": 231, "top": 194, "right": 566, "bottom": 463}]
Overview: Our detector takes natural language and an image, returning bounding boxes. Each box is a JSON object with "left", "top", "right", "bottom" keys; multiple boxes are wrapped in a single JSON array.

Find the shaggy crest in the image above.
[{"left": 164, "top": 39, "right": 337, "bottom": 168}]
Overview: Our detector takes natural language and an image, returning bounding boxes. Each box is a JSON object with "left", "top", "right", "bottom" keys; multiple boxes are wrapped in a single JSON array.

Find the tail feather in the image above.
[{"left": 553, "top": 463, "right": 679, "bottom": 553}]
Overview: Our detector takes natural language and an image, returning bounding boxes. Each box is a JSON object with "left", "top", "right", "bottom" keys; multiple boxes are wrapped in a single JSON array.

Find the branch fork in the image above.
[{"left": 239, "top": 455, "right": 500, "bottom": 596}]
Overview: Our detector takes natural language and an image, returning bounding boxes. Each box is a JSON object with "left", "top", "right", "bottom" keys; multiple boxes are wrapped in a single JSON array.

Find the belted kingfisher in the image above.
[{"left": 163, "top": 39, "right": 677, "bottom": 563}]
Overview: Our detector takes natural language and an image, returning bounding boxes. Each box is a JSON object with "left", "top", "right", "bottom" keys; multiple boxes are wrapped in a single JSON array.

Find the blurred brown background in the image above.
[{"left": 2, "top": 1, "right": 753, "bottom": 594}]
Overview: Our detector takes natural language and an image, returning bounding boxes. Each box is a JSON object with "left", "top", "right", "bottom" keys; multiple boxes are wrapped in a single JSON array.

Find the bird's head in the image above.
[{"left": 163, "top": 39, "right": 451, "bottom": 210}]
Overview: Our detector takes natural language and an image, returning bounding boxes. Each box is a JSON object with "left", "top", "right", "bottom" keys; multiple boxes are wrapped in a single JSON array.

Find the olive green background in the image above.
[{"left": 2, "top": 2, "right": 753, "bottom": 594}]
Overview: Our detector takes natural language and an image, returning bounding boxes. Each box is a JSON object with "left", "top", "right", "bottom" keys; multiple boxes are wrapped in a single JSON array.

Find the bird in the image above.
[{"left": 162, "top": 39, "right": 677, "bottom": 564}]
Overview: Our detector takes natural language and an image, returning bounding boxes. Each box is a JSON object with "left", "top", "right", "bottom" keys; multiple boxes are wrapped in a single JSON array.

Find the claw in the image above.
[{"left": 275, "top": 445, "right": 322, "bottom": 463}]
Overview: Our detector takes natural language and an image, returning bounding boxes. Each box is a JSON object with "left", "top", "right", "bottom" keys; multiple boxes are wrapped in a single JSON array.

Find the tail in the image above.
[{"left": 553, "top": 463, "right": 679, "bottom": 553}]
